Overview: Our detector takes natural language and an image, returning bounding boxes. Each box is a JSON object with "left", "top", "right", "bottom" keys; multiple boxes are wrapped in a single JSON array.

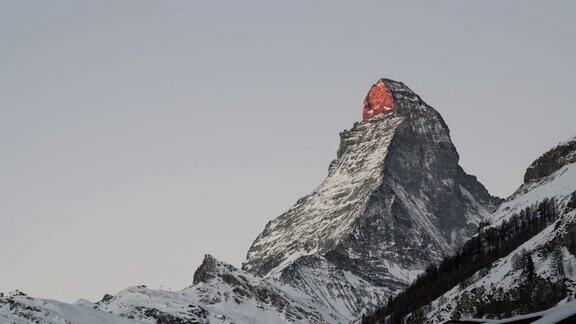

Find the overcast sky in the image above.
[{"left": 2, "top": 1, "right": 575, "bottom": 302}]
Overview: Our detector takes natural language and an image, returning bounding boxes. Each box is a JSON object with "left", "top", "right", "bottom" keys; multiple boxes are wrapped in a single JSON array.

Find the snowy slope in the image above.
[
  {"left": 531, "top": 299, "right": 576, "bottom": 323},
  {"left": 0, "top": 291, "right": 140, "bottom": 324},
  {"left": 422, "top": 136, "right": 576, "bottom": 322},
  {"left": 96, "top": 255, "right": 349, "bottom": 323},
  {"left": 278, "top": 254, "right": 393, "bottom": 320},
  {"left": 95, "top": 253, "right": 398, "bottom": 323},
  {"left": 438, "top": 299, "right": 576, "bottom": 323},
  {"left": 0, "top": 255, "right": 354, "bottom": 324}
]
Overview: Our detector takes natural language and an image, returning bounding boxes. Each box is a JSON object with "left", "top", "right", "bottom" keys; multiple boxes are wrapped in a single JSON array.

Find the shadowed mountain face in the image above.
[
  {"left": 243, "top": 79, "right": 500, "bottom": 317},
  {"left": 364, "top": 135, "right": 576, "bottom": 324}
]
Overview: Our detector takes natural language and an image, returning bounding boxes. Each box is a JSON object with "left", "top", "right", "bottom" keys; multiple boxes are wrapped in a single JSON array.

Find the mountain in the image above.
[
  {"left": 364, "top": 135, "right": 576, "bottom": 323},
  {"left": 242, "top": 78, "right": 499, "bottom": 318},
  {"left": 0, "top": 78, "right": 499, "bottom": 324},
  {"left": 95, "top": 254, "right": 350, "bottom": 323},
  {"left": 1, "top": 255, "right": 349, "bottom": 324}
]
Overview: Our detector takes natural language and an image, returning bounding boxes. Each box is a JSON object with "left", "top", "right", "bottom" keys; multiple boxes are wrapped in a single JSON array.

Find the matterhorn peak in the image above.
[
  {"left": 363, "top": 79, "right": 395, "bottom": 120},
  {"left": 243, "top": 78, "right": 499, "bottom": 320}
]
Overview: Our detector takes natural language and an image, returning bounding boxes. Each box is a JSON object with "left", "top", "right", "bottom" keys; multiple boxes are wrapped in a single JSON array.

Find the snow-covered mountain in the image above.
[
  {"left": 1, "top": 78, "right": 500, "bottom": 324},
  {"left": 1, "top": 255, "right": 349, "bottom": 324},
  {"left": 243, "top": 78, "right": 499, "bottom": 318},
  {"left": 96, "top": 254, "right": 353, "bottom": 323},
  {"left": 423, "top": 135, "right": 576, "bottom": 322},
  {"left": 364, "top": 135, "right": 576, "bottom": 323}
]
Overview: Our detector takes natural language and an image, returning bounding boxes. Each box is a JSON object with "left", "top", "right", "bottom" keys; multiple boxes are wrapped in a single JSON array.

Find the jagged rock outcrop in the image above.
[
  {"left": 243, "top": 78, "right": 500, "bottom": 319},
  {"left": 524, "top": 136, "right": 576, "bottom": 183}
]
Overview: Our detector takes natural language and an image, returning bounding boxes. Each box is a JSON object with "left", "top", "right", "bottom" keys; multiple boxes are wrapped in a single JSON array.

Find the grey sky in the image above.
[{"left": 1, "top": 1, "right": 575, "bottom": 302}]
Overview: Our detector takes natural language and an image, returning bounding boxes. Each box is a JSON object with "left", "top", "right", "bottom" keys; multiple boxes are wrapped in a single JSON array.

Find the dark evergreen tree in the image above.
[
  {"left": 567, "top": 191, "right": 576, "bottom": 212},
  {"left": 526, "top": 252, "right": 535, "bottom": 279},
  {"left": 551, "top": 245, "right": 565, "bottom": 279}
]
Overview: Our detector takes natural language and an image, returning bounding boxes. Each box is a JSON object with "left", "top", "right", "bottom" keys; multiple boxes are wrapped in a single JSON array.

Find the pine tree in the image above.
[
  {"left": 567, "top": 192, "right": 576, "bottom": 212},
  {"left": 526, "top": 252, "right": 535, "bottom": 279},
  {"left": 551, "top": 245, "right": 565, "bottom": 279}
]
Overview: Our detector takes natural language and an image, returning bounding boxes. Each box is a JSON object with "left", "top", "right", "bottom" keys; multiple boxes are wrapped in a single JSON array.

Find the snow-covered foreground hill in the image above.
[
  {"left": 422, "top": 136, "right": 576, "bottom": 322},
  {"left": 0, "top": 291, "right": 140, "bottom": 324},
  {"left": 1, "top": 255, "right": 353, "bottom": 323}
]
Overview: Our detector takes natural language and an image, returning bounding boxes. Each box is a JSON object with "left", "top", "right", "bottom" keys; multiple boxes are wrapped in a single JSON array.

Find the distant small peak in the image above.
[
  {"left": 98, "top": 294, "right": 114, "bottom": 304},
  {"left": 363, "top": 79, "right": 395, "bottom": 121},
  {"left": 193, "top": 254, "right": 218, "bottom": 285},
  {"left": 202, "top": 254, "right": 217, "bottom": 262}
]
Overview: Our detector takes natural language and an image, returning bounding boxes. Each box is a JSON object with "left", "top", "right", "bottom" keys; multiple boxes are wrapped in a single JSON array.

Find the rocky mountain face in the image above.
[
  {"left": 243, "top": 79, "right": 500, "bottom": 318},
  {"left": 364, "top": 136, "right": 576, "bottom": 323},
  {"left": 0, "top": 78, "right": 500, "bottom": 324}
]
